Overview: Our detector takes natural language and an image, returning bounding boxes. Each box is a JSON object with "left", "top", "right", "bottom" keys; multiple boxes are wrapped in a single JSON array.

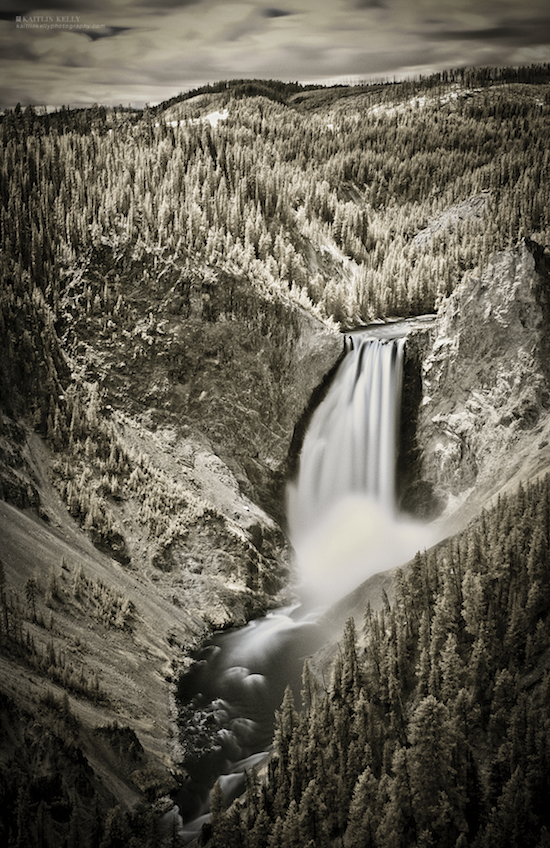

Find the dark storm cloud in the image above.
[
  {"left": 430, "top": 15, "right": 550, "bottom": 46},
  {"left": 2, "top": 0, "right": 106, "bottom": 10},
  {"left": 0, "top": 0, "right": 202, "bottom": 19},
  {"left": 0, "top": 11, "right": 28, "bottom": 20},
  {"left": 79, "top": 25, "right": 133, "bottom": 41},
  {"left": 353, "top": 0, "right": 386, "bottom": 9},
  {"left": 260, "top": 8, "right": 294, "bottom": 17}
]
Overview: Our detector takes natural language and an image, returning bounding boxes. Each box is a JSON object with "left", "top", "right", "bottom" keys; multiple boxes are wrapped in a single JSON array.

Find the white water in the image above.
[
  {"left": 173, "top": 606, "right": 325, "bottom": 842},
  {"left": 288, "top": 333, "right": 433, "bottom": 606}
]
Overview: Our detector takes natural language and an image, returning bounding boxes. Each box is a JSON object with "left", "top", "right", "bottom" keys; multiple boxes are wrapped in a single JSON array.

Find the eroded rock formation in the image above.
[{"left": 416, "top": 239, "right": 550, "bottom": 523}]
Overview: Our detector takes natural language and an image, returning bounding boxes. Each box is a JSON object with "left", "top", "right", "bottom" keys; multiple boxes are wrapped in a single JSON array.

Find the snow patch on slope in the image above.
[{"left": 157, "top": 109, "right": 229, "bottom": 129}]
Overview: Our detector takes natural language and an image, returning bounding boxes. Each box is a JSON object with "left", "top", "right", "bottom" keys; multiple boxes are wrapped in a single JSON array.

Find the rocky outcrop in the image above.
[
  {"left": 412, "top": 192, "right": 489, "bottom": 251},
  {"left": 415, "top": 239, "right": 550, "bottom": 522},
  {"left": 398, "top": 326, "right": 445, "bottom": 519}
]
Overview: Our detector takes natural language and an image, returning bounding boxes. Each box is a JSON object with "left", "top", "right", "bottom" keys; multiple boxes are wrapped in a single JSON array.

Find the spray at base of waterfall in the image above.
[{"left": 288, "top": 491, "right": 435, "bottom": 608}]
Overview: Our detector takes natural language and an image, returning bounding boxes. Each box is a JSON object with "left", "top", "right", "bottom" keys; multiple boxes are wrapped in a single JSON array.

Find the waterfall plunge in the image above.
[{"left": 288, "top": 334, "right": 431, "bottom": 607}]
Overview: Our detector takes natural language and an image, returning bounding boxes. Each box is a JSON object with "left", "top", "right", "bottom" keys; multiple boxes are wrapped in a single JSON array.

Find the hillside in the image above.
[
  {"left": 0, "top": 250, "right": 341, "bottom": 844},
  {"left": 1, "top": 65, "right": 550, "bottom": 846}
]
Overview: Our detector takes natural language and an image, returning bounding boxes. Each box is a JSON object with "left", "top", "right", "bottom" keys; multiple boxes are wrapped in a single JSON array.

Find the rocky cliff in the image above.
[{"left": 413, "top": 238, "right": 550, "bottom": 526}]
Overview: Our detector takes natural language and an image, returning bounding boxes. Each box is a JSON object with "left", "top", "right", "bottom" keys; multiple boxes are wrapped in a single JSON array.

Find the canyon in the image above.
[
  {"left": 0, "top": 258, "right": 344, "bottom": 836},
  {"left": 2, "top": 235, "right": 549, "bottom": 840}
]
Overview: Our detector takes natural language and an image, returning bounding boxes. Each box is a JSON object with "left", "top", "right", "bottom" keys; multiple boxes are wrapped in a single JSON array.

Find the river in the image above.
[{"left": 173, "top": 605, "right": 328, "bottom": 842}]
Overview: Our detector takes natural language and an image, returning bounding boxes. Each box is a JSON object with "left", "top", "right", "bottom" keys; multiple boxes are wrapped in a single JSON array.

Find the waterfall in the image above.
[
  {"left": 288, "top": 333, "right": 426, "bottom": 606},
  {"left": 292, "top": 335, "right": 405, "bottom": 525},
  {"left": 174, "top": 327, "right": 437, "bottom": 842}
]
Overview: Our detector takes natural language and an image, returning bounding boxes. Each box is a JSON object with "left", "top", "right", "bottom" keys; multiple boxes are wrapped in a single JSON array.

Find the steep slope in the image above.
[{"left": 415, "top": 238, "right": 550, "bottom": 527}]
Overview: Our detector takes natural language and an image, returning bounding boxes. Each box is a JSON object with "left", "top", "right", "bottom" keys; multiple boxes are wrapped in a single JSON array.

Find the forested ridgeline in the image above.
[
  {"left": 206, "top": 474, "right": 550, "bottom": 848},
  {"left": 1, "top": 64, "right": 550, "bottom": 337}
]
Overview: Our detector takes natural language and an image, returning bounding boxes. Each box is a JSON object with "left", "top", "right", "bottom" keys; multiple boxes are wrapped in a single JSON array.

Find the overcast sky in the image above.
[{"left": 1, "top": 0, "right": 550, "bottom": 109}]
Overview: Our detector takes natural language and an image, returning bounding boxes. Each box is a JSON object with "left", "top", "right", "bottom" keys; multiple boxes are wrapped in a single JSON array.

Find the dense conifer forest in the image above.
[
  {"left": 206, "top": 474, "right": 550, "bottom": 847},
  {"left": 1, "top": 64, "right": 550, "bottom": 846},
  {"left": 2, "top": 63, "right": 550, "bottom": 342}
]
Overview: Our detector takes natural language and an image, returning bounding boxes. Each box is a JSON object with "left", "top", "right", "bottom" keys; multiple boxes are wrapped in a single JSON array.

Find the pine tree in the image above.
[
  {"left": 297, "top": 779, "right": 331, "bottom": 848},
  {"left": 439, "top": 632, "right": 464, "bottom": 703},
  {"left": 300, "top": 659, "right": 319, "bottom": 714},
  {"left": 24, "top": 576, "right": 37, "bottom": 622},
  {"left": 407, "top": 695, "right": 466, "bottom": 847},
  {"left": 345, "top": 765, "right": 379, "bottom": 848}
]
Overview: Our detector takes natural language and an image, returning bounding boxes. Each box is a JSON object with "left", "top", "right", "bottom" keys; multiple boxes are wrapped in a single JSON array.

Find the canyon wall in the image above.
[
  {"left": 0, "top": 258, "right": 343, "bottom": 826},
  {"left": 410, "top": 239, "right": 550, "bottom": 526}
]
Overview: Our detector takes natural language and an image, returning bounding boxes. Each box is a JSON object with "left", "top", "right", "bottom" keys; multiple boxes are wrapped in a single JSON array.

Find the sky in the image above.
[{"left": 1, "top": 0, "right": 550, "bottom": 109}]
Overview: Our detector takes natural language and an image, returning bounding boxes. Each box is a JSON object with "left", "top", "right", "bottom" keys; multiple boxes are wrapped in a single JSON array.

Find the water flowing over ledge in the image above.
[
  {"left": 290, "top": 335, "right": 404, "bottom": 521},
  {"left": 288, "top": 331, "right": 433, "bottom": 608}
]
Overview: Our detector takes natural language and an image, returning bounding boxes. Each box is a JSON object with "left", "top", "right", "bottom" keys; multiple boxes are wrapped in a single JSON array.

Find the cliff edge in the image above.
[{"left": 417, "top": 239, "right": 550, "bottom": 526}]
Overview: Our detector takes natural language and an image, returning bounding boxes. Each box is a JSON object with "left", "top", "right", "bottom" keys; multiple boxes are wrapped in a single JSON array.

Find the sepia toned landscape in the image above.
[{"left": 1, "top": 61, "right": 550, "bottom": 846}]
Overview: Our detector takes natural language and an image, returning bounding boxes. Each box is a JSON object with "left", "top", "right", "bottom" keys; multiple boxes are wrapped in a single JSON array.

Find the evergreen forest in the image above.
[{"left": 2, "top": 64, "right": 550, "bottom": 342}]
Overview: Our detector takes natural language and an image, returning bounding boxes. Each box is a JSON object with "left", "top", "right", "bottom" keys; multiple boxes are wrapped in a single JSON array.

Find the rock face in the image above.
[
  {"left": 411, "top": 192, "right": 489, "bottom": 251},
  {"left": 415, "top": 239, "right": 550, "bottom": 523}
]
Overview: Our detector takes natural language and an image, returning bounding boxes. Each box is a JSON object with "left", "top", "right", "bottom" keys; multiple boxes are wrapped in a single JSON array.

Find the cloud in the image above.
[
  {"left": 79, "top": 25, "right": 133, "bottom": 42},
  {"left": 0, "top": 12, "right": 28, "bottom": 21},
  {"left": 1, "top": 0, "right": 549, "bottom": 109},
  {"left": 260, "top": 7, "right": 294, "bottom": 17},
  {"left": 222, "top": 4, "right": 297, "bottom": 43},
  {"left": 3, "top": 0, "right": 109, "bottom": 10},
  {"left": 134, "top": 0, "right": 207, "bottom": 7},
  {"left": 430, "top": 16, "right": 550, "bottom": 45},
  {"left": 353, "top": 0, "right": 386, "bottom": 8},
  {"left": 0, "top": 38, "right": 39, "bottom": 61}
]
